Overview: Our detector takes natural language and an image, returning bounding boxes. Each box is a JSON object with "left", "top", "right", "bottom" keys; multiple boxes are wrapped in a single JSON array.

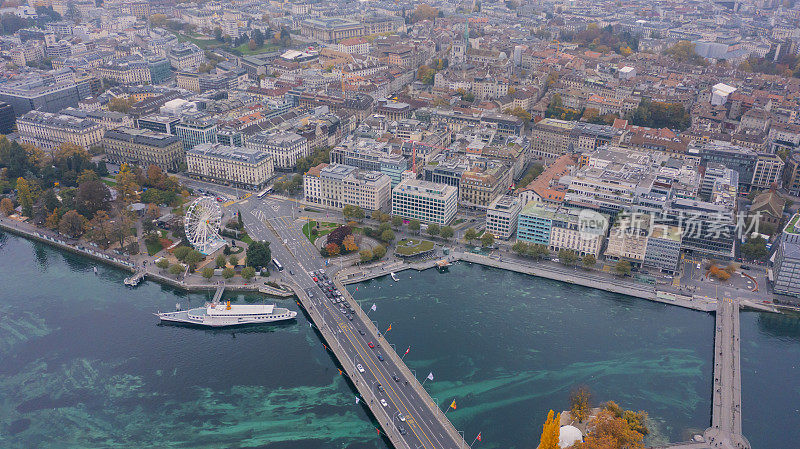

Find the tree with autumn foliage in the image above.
[
  {"left": 575, "top": 409, "right": 645, "bottom": 449},
  {"left": 538, "top": 409, "right": 561, "bottom": 449},
  {"left": 570, "top": 385, "right": 593, "bottom": 423},
  {"left": 59, "top": 210, "right": 87, "bottom": 238},
  {"left": 325, "top": 242, "right": 340, "bottom": 256},
  {"left": 342, "top": 234, "right": 358, "bottom": 252},
  {"left": 0, "top": 197, "right": 13, "bottom": 216}
]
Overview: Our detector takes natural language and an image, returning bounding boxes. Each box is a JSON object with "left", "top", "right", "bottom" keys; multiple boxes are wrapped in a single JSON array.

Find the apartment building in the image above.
[
  {"left": 167, "top": 42, "right": 206, "bottom": 71},
  {"left": 17, "top": 110, "right": 104, "bottom": 151},
  {"left": 102, "top": 127, "right": 184, "bottom": 171},
  {"left": 245, "top": 131, "right": 308, "bottom": 169},
  {"left": 97, "top": 59, "right": 152, "bottom": 84},
  {"left": 186, "top": 143, "right": 274, "bottom": 189},
  {"left": 486, "top": 195, "right": 522, "bottom": 240},
  {"left": 751, "top": 153, "right": 784, "bottom": 190},
  {"left": 459, "top": 162, "right": 511, "bottom": 209},
  {"left": 549, "top": 206, "right": 606, "bottom": 258},
  {"left": 330, "top": 140, "right": 408, "bottom": 186},
  {"left": 391, "top": 179, "right": 458, "bottom": 225}
]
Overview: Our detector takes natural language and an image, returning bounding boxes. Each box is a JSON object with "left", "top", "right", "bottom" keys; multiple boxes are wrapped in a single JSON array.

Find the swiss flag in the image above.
[{"left": 476, "top": 432, "right": 482, "bottom": 442}]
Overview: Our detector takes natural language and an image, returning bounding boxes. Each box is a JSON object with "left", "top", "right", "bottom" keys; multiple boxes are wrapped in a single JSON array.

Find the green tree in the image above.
[
  {"left": 427, "top": 223, "right": 440, "bottom": 236},
  {"left": 740, "top": 236, "right": 768, "bottom": 260},
  {"left": 440, "top": 226, "right": 454, "bottom": 239},
  {"left": 75, "top": 179, "right": 110, "bottom": 218},
  {"left": 391, "top": 215, "right": 403, "bottom": 228},
  {"left": 360, "top": 249, "right": 373, "bottom": 262},
  {"left": 614, "top": 260, "right": 632, "bottom": 276},
  {"left": 408, "top": 219, "right": 421, "bottom": 234},
  {"left": 380, "top": 229, "right": 395, "bottom": 243},
  {"left": 558, "top": 249, "right": 578, "bottom": 265},
  {"left": 241, "top": 266, "right": 256, "bottom": 280},
  {"left": 156, "top": 258, "right": 170, "bottom": 271},
  {"left": 582, "top": 254, "right": 597, "bottom": 268},
  {"left": 480, "top": 232, "right": 495, "bottom": 247},
  {"left": 173, "top": 246, "right": 191, "bottom": 262},
  {"left": 202, "top": 266, "right": 214, "bottom": 279},
  {"left": 464, "top": 228, "right": 478, "bottom": 244},
  {"left": 246, "top": 240, "right": 272, "bottom": 268},
  {"left": 0, "top": 197, "right": 14, "bottom": 216},
  {"left": 222, "top": 267, "right": 235, "bottom": 279},
  {"left": 372, "top": 245, "right": 387, "bottom": 259},
  {"left": 512, "top": 241, "right": 529, "bottom": 255},
  {"left": 168, "top": 263, "right": 183, "bottom": 277},
  {"left": 229, "top": 255, "right": 239, "bottom": 266},
  {"left": 185, "top": 249, "right": 204, "bottom": 272},
  {"left": 216, "top": 254, "right": 227, "bottom": 268}
]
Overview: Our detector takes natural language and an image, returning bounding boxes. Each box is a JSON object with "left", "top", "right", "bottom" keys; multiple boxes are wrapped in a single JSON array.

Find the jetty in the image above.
[{"left": 124, "top": 270, "right": 146, "bottom": 287}]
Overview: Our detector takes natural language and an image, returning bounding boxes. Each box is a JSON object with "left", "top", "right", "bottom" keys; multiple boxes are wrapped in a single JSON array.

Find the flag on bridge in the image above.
[
  {"left": 386, "top": 324, "right": 392, "bottom": 333},
  {"left": 476, "top": 432, "right": 482, "bottom": 442},
  {"left": 355, "top": 396, "right": 360, "bottom": 404},
  {"left": 404, "top": 346, "right": 410, "bottom": 355},
  {"left": 370, "top": 303, "right": 377, "bottom": 312},
  {"left": 449, "top": 400, "right": 457, "bottom": 410},
  {"left": 427, "top": 372, "right": 434, "bottom": 381}
]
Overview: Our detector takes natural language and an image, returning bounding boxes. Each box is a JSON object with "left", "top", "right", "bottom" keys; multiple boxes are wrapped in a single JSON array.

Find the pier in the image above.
[{"left": 124, "top": 270, "right": 146, "bottom": 286}]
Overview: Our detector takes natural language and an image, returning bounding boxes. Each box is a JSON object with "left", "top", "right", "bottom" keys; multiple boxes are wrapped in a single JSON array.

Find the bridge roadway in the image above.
[
  {"left": 239, "top": 197, "right": 468, "bottom": 449},
  {"left": 703, "top": 298, "right": 749, "bottom": 449}
]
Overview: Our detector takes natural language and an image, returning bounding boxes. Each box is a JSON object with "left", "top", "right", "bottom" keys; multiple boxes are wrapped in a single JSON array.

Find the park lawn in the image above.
[
  {"left": 146, "top": 240, "right": 163, "bottom": 256},
  {"left": 302, "top": 220, "right": 341, "bottom": 243},
  {"left": 102, "top": 179, "right": 117, "bottom": 187},
  {"left": 173, "top": 32, "right": 219, "bottom": 49},
  {"left": 233, "top": 42, "right": 279, "bottom": 55},
  {"left": 240, "top": 232, "right": 254, "bottom": 245},
  {"left": 395, "top": 238, "right": 435, "bottom": 256}
]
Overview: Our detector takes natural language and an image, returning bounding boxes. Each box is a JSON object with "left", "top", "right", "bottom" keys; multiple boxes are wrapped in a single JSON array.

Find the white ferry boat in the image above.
[
  {"left": 155, "top": 301, "right": 297, "bottom": 327},
  {"left": 390, "top": 272, "right": 399, "bottom": 282}
]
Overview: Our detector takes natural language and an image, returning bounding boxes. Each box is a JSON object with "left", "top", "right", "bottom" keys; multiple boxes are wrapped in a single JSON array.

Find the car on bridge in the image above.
[
  {"left": 357, "top": 364, "right": 365, "bottom": 373},
  {"left": 380, "top": 399, "right": 388, "bottom": 407},
  {"left": 368, "top": 342, "right": 375, "bottom": 348}
]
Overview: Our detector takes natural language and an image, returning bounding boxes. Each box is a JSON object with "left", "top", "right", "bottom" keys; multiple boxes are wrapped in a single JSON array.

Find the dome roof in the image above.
[{"left": 559, "top": 425, "right": 583, "bottom": 448}]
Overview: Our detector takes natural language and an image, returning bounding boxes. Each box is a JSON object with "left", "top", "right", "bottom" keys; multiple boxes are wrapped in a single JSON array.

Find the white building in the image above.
[
  {"left": 486, "top": 195, "right": 522, "bottom": 240},
  {"left": 186, "top": 143, "right": 274, "bottom": 189},
  {"left": 304, "top": 163, "right": 391, "bottom": 211},
  {"left": 391, "top": 179, "right": 458, "bottom": 225},
  {"left": 246, "top": 131, "right": 309, "bottom": 169}
]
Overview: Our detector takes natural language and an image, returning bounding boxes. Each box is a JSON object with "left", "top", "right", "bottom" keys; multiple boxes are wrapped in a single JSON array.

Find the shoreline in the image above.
[
  {"left": 0, "top": 218, "right": 293, "bottom": 296},
  {"left": 1, "top": 218, "right": 778, "bottom": 314}
]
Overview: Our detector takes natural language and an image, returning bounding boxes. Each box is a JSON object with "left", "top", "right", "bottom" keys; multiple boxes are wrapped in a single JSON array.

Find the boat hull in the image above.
[{"left": 155, "top": 308, "right": 297, "bottom": 327}]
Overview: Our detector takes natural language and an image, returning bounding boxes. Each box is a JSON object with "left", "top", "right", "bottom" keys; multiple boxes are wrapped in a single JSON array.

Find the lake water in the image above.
[{"left": 1, "top": 232, "right": 798, "bottom": 448}]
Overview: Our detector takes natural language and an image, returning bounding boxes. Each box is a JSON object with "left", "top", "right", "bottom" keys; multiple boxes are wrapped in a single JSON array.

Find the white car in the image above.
[
  {"left": 380, "top": 399, "right": 388, "bottom": 407},
  {"left": 398, "top": 413, "right": 406, "bottom": 422},
  {"left": 357, "top": 364, "right": 365, "bottom": 373}
]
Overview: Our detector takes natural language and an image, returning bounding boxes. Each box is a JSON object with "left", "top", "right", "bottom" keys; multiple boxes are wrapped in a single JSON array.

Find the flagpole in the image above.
[{"left": 470, "top": 434, "right": 479, "bottom": 447}]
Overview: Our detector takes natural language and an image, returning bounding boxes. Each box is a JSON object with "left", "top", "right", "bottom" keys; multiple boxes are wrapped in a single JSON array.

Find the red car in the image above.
[
  {"left": 313, "top": 277, "right": 318, "bottom": 282},
  {"left": 368, "top": 342, "right": 375, "bottom": 348}
]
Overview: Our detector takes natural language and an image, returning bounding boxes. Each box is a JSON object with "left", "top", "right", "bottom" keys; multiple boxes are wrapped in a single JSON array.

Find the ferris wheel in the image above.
[{"left": 184, "top": 197, "right": 223, "bottom": 254}]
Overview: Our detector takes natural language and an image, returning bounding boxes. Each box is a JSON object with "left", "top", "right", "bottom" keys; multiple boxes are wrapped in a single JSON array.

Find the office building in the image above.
[
  {"left": 136, "top": 114, "right": 180, "bottom": 135},
  {"left": 186, "top": 143, "right": 274, "bottom": 189},
  {"left": 643, "top": 225, "right": 682, "bottom": 273},
  {"left": 102, "top": 127, "right": 184, "bottom": 171},
  {"left": 391, "top": 179, "right": 458, "bottom": 225},
  {"left": 175, "top": 112, "right": 217, "bottom": 150},
  {"left": 486, "top": 195, "right": 521, "bottom": 240}
]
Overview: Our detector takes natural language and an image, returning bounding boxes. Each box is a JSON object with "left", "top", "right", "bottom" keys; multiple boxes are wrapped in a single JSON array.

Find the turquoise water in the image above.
[
  {"left": 2, "top": 232, "right": 798, "bottom": 448},
  {"left": 351, "top": 263, "right": 716, "bottom": 447},
  {"left": 0, "top": 233, "right": 389, "bottom": 449}
]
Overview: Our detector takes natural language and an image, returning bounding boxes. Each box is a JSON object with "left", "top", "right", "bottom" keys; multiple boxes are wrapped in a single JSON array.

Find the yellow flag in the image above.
[
  {"left": 386, "top": 324, "right": 392, "bottom": 333},
  {"left": 450, "top": 400, "right": 457, "bottom": 410}
]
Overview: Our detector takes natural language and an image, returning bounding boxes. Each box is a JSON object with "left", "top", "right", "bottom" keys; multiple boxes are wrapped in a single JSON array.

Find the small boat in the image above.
[
  {"left": 93, "top": 266, "right": 98, "bottom": 274},
  {"left": 390, "top": 272, "right": 399, "bottom": 282}
]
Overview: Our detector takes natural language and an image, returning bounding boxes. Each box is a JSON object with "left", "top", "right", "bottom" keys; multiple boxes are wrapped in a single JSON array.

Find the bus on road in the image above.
[
  {"left": 272, "top": 258, "right": 284, "bottom": 271},
  {"left": 257, "top": 187, "right": 272, "bottom": 199}
]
